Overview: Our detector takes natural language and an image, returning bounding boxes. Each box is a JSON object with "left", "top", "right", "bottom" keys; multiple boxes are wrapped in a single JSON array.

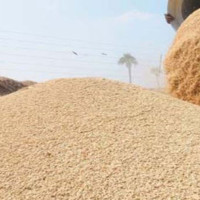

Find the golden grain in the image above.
[{"left": 0, "top": 78, "right": 200, "bottom": 199}]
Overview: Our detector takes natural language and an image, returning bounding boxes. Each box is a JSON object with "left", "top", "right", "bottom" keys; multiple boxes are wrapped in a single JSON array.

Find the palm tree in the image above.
[
  {"left": 151, "top": 67, "right": 162, "bottom": 88},
  {"left": 118, "top": 53, "right": 138, "bottom": 83}
]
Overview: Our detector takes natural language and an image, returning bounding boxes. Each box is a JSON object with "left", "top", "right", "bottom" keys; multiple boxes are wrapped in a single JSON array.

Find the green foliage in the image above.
[
  {"left": 118, "top": 53, "right": 138, "bottom": 83},
  {"left": 118, "top": 53, "right": 138, "bottom": 68}
]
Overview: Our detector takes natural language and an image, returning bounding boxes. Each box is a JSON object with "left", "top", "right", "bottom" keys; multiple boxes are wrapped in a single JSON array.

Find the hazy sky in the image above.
[{"left": 0, "top": 0, "right": 175, "bottom": 87}]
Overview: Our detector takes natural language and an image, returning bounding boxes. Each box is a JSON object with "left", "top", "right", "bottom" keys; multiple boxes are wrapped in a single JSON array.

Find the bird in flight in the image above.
[{"left": 72, "top": 51, "right": 78, "bottom": 55}]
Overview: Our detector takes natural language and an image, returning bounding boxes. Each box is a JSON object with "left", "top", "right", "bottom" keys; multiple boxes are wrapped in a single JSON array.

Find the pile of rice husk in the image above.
[
  {"left": 0, "top": 77, "right": 36, "bottom": 96},
  {"left": 0, "top": 78, "right": 200, "bottom": 200},
  {"left": 165, "top": 9, "right": 200, "bottom": 105}
]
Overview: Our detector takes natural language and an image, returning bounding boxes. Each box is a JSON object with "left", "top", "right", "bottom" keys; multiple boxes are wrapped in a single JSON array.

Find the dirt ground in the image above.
[{"left": 0, "top": 78, "right": 200, "bottom": 200}]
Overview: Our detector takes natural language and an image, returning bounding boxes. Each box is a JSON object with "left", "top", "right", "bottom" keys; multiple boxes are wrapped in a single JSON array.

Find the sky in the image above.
[{"left": 0, "top": 0, "right": 175, "bottom": 88}]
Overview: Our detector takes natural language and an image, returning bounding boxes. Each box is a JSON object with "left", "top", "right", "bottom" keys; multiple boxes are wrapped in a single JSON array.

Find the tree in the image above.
[
  {"left": 118, "top": 53, "right": 138, "bottom": 83},
  {"left": 151, "top": 67, "right": 162, "bottom": 88}
]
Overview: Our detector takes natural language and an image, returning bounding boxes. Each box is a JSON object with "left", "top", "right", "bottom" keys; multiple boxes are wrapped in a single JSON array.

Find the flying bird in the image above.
[
  {"left": 72, "top": 51, "right": 78, "bottom": 55},
  {"left": 101, "top": 53, "right": 107, "bottom": 56}
]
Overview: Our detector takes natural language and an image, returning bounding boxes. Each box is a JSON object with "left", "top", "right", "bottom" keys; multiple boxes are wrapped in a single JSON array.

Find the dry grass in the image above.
[
  {"left": 165, "top": 9, "right": 200, "bottom": 105},
  {"left": 0, "top": 77, "right": 36, "bottom": 96},
  {"left": 0, "top": 78, "right": 200, "bottom": 199},
  {"left": 21, "top": 80, "right": 37, "bottom": 87}
]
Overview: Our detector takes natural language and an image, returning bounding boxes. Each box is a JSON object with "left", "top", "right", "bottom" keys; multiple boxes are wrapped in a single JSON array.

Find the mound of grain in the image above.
[
  {"left": 0, "top": 77, "right": 36, "bottom": 96},
  {"left": 165, "top": 9, "right": 200, "bottom": 105},
  {"left": 0, "top": 78, "right": 200, "bottom": 200}
]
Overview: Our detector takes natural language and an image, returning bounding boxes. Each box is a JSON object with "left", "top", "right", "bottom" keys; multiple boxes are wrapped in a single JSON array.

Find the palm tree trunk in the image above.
[{"left": 128, "top": 66, "right": 132, "bottom": 83}]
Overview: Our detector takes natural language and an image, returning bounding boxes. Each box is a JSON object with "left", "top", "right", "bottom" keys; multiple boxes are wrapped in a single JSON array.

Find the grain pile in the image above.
[
  {"left": 0, "top": 76, "right": 36, "bottom": 96},
  {"left": 165, "top": 9, "right": 200, "bottom": 105},
  {"left": 0, "top": 78, "right": 200, "bottom": 200}
]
